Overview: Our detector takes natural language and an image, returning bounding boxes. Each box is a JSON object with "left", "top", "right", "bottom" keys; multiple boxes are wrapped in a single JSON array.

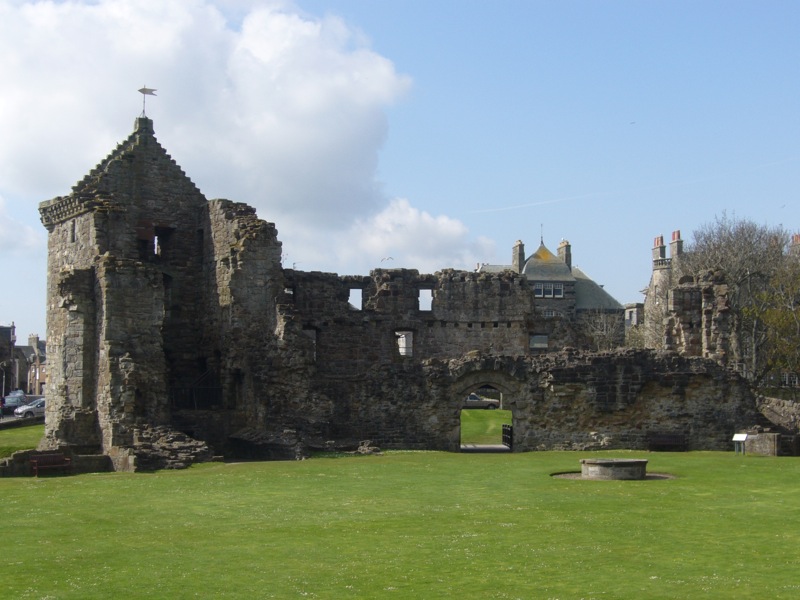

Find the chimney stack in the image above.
[
  {"left": 512, "top": 240, "right": 525, "bottom": 273},
  {"left": 558, "top": 239, "right": 572, "bottom": 270},
  {"left": 670, "top": 230, "right": 683, "bottom": 258},
  {"left": 652, "top": 235, "right": 666, "bottom": 261}
]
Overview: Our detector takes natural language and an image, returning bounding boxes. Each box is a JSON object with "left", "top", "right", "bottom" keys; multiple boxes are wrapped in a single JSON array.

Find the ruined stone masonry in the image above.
[{"left": 36, "top": 117, "right": 762, "bottom": 470}]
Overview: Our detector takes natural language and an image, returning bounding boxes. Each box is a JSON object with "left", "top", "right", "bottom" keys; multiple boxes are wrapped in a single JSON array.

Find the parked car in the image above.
[
  {"left": 2, "top": 390, "right": 28, "bottom": 415},
  {"left": 462, "top": 393, "right": 500, "bottom": 410},
  {"left": 15, "top": 397, "right": 45, "bottom": 418}
]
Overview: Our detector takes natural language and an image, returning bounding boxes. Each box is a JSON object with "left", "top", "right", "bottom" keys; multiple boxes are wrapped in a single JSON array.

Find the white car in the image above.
[{"left": 15, "top": 397, "right": 45, "bottom": 418}]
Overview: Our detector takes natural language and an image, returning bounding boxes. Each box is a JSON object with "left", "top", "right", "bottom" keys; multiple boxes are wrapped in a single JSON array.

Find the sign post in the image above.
[{"left": 732, "top": 433, "right": 748, "bottom": 455}]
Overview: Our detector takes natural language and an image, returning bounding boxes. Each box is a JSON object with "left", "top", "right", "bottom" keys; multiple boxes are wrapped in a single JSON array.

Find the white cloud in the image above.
[
  {"left": 285, "top": 198, "right": 496, "bottom": 275},
  {"left": 0, "top": 0, "right": 490, "bottom": 317},
  {"left": 0, "top": 0, "right": 412, "bottom": 217}
]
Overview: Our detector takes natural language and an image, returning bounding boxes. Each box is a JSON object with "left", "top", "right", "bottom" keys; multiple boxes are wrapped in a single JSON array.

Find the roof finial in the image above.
[
  {"left": 138, "top": 85, "right": 157, "bottom": 117},
  {"left": 540, "top": 223, "right": 544, "bottom": 245}
]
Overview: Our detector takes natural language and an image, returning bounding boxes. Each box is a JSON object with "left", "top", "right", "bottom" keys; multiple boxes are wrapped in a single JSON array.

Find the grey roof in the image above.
[
  {"left": 478, "top": 240, "right": 623, "bottom": 311},
  {"left": 572, "top": 266, "right": 623, "bottom": 311},
  {"left": 521, "top": 243, "right": 575, "bottom": 281},
  {"left": 476, "top": 264, "right": 511, "bottom": 273}
]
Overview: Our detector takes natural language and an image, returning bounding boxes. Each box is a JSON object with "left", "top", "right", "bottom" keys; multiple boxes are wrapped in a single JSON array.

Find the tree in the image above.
[
  {"left": 580, "top": 310, "right": 624, "bottom": 351},
  {"left": 677, "top": 213, "right": 789, "bottom": 383},
  {"left": 751, "top": 256, "right": 800, "bottom": 391}
]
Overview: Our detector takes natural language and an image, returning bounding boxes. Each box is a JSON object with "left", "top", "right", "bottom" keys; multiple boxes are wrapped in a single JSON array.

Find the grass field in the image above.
[
  {"left": 0, "top": 422, "right": 43, "bottom": 458},
  {"left": 460, "top": 408, "right": 512, "bottom": 445},
  {"left": 2, "top": 424, "right": 799, "bottom": 598}
]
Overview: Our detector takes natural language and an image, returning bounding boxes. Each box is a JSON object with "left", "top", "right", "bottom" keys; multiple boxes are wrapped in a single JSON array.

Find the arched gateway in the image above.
[{"left": 424, "top": 350, "right": 758, "bottom": 453}]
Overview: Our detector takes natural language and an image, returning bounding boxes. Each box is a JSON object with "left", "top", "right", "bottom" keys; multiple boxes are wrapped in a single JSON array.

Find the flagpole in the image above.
[{"left": 138, "top": 86, "right": 157, "bottom": 117}]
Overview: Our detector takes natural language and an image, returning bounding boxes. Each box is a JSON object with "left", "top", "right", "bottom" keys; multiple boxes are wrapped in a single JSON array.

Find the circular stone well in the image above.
[{"left": 580, "top": 458, "right": 648, "bottom": 480}]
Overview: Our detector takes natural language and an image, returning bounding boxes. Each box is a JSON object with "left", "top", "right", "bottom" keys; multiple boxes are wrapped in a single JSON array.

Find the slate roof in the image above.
[
  {"left": 478, "top": 240, "right": 623, "bottom": 311},
  {"left": 522, "top": 243, "right": 575, "bottom": 281},
  {"left": 572, "top": 267, "right": 623, "bottom": 311}
]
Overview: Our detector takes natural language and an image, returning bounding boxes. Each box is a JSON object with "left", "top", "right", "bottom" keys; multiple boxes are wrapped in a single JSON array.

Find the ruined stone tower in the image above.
[
  {"left": 641, "top": 229, "right": 735, "bottom": 366},
  {"left": 642, "top": 231, "right": 682, "bottom": 349},
  {"left": 39, "top": 117, "right": 284, "bottom": 467}
]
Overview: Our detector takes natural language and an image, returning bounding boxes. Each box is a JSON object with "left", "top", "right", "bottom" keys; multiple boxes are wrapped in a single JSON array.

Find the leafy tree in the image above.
[
  {"left": 751, "top": 255, "right": 800, "bottom": 390},
  {"left": 677, "top": 213, "right": 789, "bottom": 383}
]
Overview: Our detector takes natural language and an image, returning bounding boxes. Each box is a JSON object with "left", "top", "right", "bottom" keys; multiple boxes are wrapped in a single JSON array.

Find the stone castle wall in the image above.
[{"left": 38, "top": 118, "right": 765, "bottom": 468}]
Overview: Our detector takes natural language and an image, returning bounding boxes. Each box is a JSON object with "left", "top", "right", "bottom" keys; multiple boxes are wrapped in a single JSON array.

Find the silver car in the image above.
[
  {"left": 15, "top": 398, "right": 45, "bottom": 418},
  {"left": 462, "top": 393, "right": 500, "bottom": 410}
]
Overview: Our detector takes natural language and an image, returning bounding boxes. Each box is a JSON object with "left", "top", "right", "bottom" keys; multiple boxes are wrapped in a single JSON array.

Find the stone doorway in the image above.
[{"left": 458, "top": 384, "right": 513, "bottom": 453}]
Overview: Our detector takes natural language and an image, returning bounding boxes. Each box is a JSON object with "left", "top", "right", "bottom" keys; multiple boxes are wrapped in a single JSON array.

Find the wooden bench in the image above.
[
  {"left": 30, "top": 452, "right": 72, "bottom": 476},
  {"left": 647, "top": 432, "right": 687, "bottom": 452}
]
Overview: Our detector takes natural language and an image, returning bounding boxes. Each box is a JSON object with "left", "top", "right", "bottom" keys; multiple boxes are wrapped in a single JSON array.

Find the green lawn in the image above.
[
  {"left": 1, "top": 436, "right": 799, "bottom": 598},
  {"left": 0, "top": 422, "right": 43, "bottom": 457},
  {"left": 460, "top": 408, "right": 511, "bottom": 444}
]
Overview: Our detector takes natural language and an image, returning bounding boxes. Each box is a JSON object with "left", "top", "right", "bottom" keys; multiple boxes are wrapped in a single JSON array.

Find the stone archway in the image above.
[
  {"left": 424, "top": 354, "right": 531, "bottom": 452},
  {"left": 454, "top": 369, "right": 524, "bottom": 451}
]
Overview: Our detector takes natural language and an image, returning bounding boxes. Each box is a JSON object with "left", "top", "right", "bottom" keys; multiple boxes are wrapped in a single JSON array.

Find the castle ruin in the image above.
[{"left": 37, "top": 117, "right": 761, "bottom": 470}]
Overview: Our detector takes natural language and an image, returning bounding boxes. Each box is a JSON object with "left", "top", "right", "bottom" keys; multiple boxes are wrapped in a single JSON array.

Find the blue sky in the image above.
[{"left": 1, "top": 0, "right": 799, "bottom": 341}]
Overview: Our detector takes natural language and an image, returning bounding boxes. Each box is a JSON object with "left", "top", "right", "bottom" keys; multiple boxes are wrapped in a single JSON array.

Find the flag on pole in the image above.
[{"left": 138, "top": 86, "right": 157, "bottom": 116}]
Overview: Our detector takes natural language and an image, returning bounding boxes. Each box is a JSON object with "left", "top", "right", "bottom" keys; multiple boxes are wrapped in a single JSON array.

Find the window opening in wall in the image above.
[
  {"left": 554, "top": 283, "right": 564, "bottom": 298},
  {"left": 534, "top": 282, "right": 543, "bottom": 297},
  {"left": 529, "top": 334, "right": 548, "bottom": 350},
  {"left": 153, "top": 226, "right": 174, "bottom": 261},
  {"left": 544, "top": 283, "right": 554, "bottom": 298},
  {"left": 70, "top": 220, "right": 76, "bottom": 243},
  {"left": 395, "top": 330, "right": 413, "bottom": 357},
  {"left": 348, "top": 288, "right": 363, "bottom": 310},
  {"left": 419, "top": 289, "right": 433, "bottom": 311}
]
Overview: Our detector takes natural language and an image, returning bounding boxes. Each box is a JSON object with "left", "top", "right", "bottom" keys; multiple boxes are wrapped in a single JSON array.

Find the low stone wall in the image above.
[
  {"left": 757, "top": 396, "right": 800, "bottom": 432},
  {"left": 743, "top": 432, "right": 780, "bottom": 456},
  {"left": 0, "top": 416, "right": 44, "bottom": 430},
  {"left": 0, "top": 449, "right": 113, "bottom": 477}
]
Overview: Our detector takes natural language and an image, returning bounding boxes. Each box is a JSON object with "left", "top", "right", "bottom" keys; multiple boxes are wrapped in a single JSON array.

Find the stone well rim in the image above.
[{"left": 579, "top": 458, "right": 649, "bottom": 466}]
